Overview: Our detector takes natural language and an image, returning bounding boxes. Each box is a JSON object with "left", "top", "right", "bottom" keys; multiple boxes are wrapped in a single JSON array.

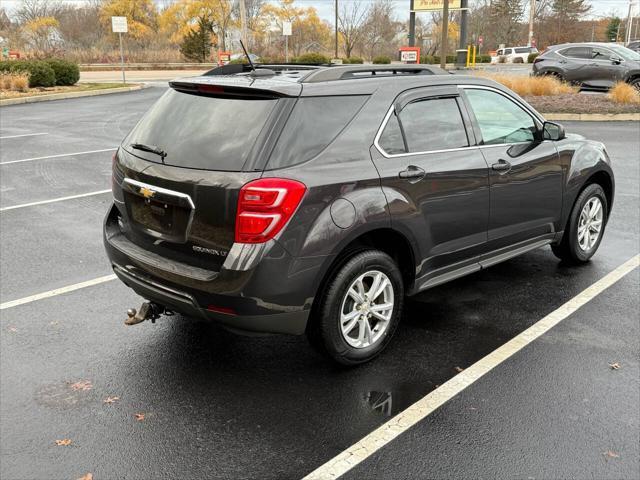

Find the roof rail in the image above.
[
  {"left": 300, "top": 64, "right": 449, "bottom": 83},
  {"left": 204, "top": 63, "right": 324, "bottom": 77}
]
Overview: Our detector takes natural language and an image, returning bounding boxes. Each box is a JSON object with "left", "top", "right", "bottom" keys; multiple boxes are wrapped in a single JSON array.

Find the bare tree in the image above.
[
  {"left": 338, "top": 0, "right": 369, "bottom": 58},
  {"left": 15, "top": 0, "right": 63, "bottom": 23},
  {"left": 362, "top": 0, "right": 402, "bottom": 60}
]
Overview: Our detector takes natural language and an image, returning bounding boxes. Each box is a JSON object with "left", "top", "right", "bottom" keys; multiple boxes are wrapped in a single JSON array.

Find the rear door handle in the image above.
[
  {"left": 492, "top": 160, "right": 512, "bottom": 172},
  {"left": 398, "top": 165, "right": 426, "bottom": 182}
]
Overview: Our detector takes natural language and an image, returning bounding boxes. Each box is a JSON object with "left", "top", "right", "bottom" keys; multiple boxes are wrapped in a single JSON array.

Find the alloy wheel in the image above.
[
  {"left": 339, "top": 270, "right": 394, "bottom": 349},
  {"left": 577, "top": 196, "right": 603, "bottom": 252}
]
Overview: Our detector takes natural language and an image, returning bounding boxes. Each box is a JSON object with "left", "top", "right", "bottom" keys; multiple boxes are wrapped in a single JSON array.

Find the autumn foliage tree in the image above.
[{"left": 100, "top": 0, "right": 158, "bottom": 44}]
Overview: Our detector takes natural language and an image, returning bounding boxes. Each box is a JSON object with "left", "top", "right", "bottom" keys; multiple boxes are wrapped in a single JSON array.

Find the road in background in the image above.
[{"left": 1, "top": 88, "right": 638, "bottom": 479}]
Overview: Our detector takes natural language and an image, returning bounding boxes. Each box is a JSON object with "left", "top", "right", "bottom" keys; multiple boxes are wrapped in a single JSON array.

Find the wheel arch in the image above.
[{"left": 308, "top": 227, "right": 417, "bottom": 327}]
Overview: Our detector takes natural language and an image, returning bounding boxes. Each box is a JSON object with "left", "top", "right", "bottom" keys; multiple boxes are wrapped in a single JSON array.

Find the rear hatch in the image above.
[{"left": 112, "top": 78, "right": 300, "bottom": 272}]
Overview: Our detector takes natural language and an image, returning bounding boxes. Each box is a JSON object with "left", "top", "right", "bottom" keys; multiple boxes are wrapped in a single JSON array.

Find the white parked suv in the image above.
[{"left": 491, "top": 46, "right": 538, "bottom": 64}]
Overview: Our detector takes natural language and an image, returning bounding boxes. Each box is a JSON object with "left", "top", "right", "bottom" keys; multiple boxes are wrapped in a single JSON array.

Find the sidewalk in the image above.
[{"left": 80, "top": 69, "right": 209, "bottom": 83}]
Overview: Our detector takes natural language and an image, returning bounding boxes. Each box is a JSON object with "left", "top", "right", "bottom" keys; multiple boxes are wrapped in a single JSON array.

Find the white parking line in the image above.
[
  {"left": 0, "top": 133, "right": 48, "bottom": 140},
  {"left": 0, "top": 274, "right": 117, "bottom": 310},
  {"left": 0, "top": 148, "right": 117, "bottom": 165},
  {"left": 302, "top": 254, "right": 640, "bottom": 480},
  {"left": 0, "top": 189, "right": 111, "bottom": 212}
]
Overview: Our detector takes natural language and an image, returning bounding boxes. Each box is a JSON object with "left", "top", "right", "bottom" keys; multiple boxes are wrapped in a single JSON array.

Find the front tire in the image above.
[
  {"left": 308, "top": 250, "right": 404, "bottom": 366},
  {"left": 552, "top": 183, "right": 608, "bottom": 264}
]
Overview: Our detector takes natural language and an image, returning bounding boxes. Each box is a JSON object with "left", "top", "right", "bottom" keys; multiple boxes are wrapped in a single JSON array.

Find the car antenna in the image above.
[
  {"left": 239, "top": 39, "right": 274, "bottom": 77},
  {"left": 239, "top": 39, "right": 256, "bottom": 72}
]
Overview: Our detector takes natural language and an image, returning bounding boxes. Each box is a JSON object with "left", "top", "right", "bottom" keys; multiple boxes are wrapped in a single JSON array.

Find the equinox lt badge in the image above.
[{"left": 193, "top": 245, "right": 227, "bottom": 257}]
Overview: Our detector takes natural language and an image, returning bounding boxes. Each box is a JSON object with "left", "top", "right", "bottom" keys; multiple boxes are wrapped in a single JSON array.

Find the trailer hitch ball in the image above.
[{"left": 124, "top": 302, "right": 159, "bottom": 326}]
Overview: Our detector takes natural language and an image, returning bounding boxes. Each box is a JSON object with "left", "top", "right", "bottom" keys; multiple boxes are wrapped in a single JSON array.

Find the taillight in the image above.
[{"left": 235, "top": 178, "right": 306, "bottom": 244}]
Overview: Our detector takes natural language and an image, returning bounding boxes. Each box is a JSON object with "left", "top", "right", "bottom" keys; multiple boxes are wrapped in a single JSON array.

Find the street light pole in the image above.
[
  {"left": 626, "top": 0, "right": 634, "bottom": 44},
  {"left": 335, "top": 0, "right": 339, "bottom": 58},
  {"left": 528, "top": 0, "right": 535, "bottom": 47}
]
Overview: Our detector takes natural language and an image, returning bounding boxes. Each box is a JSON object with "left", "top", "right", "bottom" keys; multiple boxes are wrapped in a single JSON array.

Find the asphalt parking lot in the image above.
[{"left": 1, "top": 87, "right": 639, "bottom": 480}]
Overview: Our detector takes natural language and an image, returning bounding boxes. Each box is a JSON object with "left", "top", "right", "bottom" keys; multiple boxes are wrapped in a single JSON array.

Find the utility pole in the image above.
[
  {"left": 528, "top": 0, "right": 535, "bottom": 47},
  {"left": 335, "top": 0, "right": 339, "bottom": 58},
  {"left": 239, "top": 0, "right": 247, "bottom": 49},
  {"left": 409, "top": 0, "right": 416, "bottom": 47},
  {"left": 440, "top": 0, "right": 449, "bottom": 69},
  {"left": 459, "top": 0, "right": 468, "bottom": 49}
]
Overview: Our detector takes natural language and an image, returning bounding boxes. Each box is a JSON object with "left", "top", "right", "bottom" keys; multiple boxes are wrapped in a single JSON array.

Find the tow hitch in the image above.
[{"left": 125, "top": 302, "right": 170, "bottom": 326}]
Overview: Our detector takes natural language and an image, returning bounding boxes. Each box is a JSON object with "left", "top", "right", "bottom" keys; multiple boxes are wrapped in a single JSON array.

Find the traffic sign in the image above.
[
  {"left": 282, "top": 21, "right": 292, "bottom": 36},
  {"left": 111, "top": 16, "right": 128, "bottom": 33}
]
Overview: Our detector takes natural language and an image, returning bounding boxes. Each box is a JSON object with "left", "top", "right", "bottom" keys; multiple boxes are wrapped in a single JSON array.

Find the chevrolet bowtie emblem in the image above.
[{"left": 139, "top": 187, "right": 156, "bottom": 199}]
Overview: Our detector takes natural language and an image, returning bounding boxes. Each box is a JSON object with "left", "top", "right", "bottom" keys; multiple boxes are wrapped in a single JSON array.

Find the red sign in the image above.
[
  {"left": 531, "top": 39, "right": 537, "bottom": 48},
  {"left": 218, "top": 51, "right": 231, "bottom": 66},
  {"left": 399, "top": 46, "right": 421, "bottom": 64},
  {"left": 478, "top": 36, "right": 484, "bottom": 46}
]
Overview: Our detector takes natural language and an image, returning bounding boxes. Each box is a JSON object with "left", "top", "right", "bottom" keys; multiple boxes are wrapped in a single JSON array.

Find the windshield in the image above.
[
  {"left": 608, "top": 45, "right": 640, "bottom": 61},
  {"left": 124, "top": 89, "right": 278, "bottom": 171}
]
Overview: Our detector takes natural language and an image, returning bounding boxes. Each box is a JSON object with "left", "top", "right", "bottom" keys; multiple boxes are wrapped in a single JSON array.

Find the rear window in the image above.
[
  {"left": 266, "top": 95, "right": 368, "bottom": 170},
  {"left": 515, "top": 47, "right": 532, "bottom": 54},
  {"left": 124, "top": 89, "right": 277, "bottom": 171}
]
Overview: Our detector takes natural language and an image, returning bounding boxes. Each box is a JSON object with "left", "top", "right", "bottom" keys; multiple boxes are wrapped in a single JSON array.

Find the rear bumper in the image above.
[{"left": 104, "top": 203, "right": 318, "bottom": 335}]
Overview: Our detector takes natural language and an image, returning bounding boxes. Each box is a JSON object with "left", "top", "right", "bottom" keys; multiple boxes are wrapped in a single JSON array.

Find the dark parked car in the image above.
[
  {"left": 532, "top": 42, "right": 640, "bottom": 90},
  {"left": 627, "top": 40, "right": 640, "bottom": 53},
  {"left": 104, "top": 64, "right": 614, "bottom": 365}
]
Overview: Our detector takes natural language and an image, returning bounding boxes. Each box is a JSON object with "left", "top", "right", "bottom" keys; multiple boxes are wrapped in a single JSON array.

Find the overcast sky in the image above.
[{"left": 1, "top": 0, "right": 637, "bottom": 21}]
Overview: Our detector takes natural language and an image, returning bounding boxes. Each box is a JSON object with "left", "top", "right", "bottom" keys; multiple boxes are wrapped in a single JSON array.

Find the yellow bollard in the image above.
[
  {"left": 466, "top": 45, "right": 471, "bottom": 68},
  {"left": 472, "top": 45, "right": 477, "bottom": 67}
]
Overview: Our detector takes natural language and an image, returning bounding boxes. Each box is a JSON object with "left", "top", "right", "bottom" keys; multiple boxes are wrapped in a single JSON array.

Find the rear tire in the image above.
[
  {"left": 630, "top": 77, "right": 640, "bottom": 92},
  {"left": 546, "top": 71, "right": 565, "bottom": 82},
  {"left": 307, "top": 250, "right": 404, "bottom": 366},
  {"left": 552, "top": 183, "right": 608, "bottom": 264}
]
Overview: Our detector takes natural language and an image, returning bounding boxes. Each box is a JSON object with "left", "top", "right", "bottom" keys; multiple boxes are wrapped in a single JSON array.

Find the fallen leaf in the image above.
[
  {"left": 454, "top": 366, "right": 465, "bottom": 373},
  {"left": 134, "top": 413, "right": 145, "bottom": 421},
  {"left": 8, "top": 326, "right": 17, "bottom": 333},
  {"left": 49, "top": 321, "right": 59, "bottom": 326},
  {"left": 76, "top": 474, "right": 93, "bottom": 480},
  {"left": 609, "top": 362, "right": 621, "bottom": 370},
  {"left": 55, "top": 439, "right": 72, "bottom": 446},
  {"left": 103, "top": 396, "right": 120, "bottom": 404},
  {"left": 69, "top": 380, "right": 92, "bottom": 391},
  {"left": 603, "top": 450, "right": 619, "bottom": 459}
]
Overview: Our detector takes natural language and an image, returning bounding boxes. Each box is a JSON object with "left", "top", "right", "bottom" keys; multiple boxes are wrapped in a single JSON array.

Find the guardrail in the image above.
[{"left": 80, "top": 63, "right": 215, "bottom": 71}]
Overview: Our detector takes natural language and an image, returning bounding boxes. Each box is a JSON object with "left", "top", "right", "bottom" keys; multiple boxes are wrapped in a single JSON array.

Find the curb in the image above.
[
  {"left": 0, "top": 84, "right": 149, "bottom": 107},
  {"left": 542, "top": 112, "right": 640, "bottom": 121}
]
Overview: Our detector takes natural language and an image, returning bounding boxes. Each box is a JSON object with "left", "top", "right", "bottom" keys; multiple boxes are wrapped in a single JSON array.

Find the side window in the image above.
[
  {"left": 397, "top": 97, "right": 469, "bottom": 153},
  {"left": 378, "top": 113, "right": 406, "bottom": 154},
  {"left": 591, "top": 47, "right": 611, "bottom": 61},
  {"left": 267, "top": 95, "right": 367, "bottom": 169},
  {"left": 465, "top": 89, "right": 537, "bottom": 145},
  {"left": 561, "top": 47, "right": 590, "bottom": 59}
]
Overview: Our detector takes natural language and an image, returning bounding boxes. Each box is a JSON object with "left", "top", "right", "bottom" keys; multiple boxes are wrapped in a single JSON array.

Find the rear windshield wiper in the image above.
[{"left": 130, "top": 143, "right": 167, "bottom": 161}]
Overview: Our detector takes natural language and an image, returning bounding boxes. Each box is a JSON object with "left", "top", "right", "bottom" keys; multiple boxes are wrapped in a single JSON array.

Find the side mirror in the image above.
[
  {"left": 543, "top": 121, "right": 566, "bottom": 141},
  {"left": 610, "top": 55, "right": 622, "bottom": 64}
]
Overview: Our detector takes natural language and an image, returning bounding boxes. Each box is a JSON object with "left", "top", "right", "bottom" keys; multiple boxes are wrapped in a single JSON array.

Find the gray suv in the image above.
[
  {"left": 104, "top": 63, "right": 614, "bottom": 365},
  {"left": 532, "top": 42, "right": 640, "bottom": 90}
]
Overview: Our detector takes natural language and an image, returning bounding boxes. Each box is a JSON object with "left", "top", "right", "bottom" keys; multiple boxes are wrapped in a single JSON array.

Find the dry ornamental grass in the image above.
[
  {"left": 479, "top": 73, "right": 577, "bottom": 97},
  {"left": 0, "top": 73, "right": 30, "bottom": 93},
  {"left": 608, "top": 82, "right": 640, "bottom": 105}
]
